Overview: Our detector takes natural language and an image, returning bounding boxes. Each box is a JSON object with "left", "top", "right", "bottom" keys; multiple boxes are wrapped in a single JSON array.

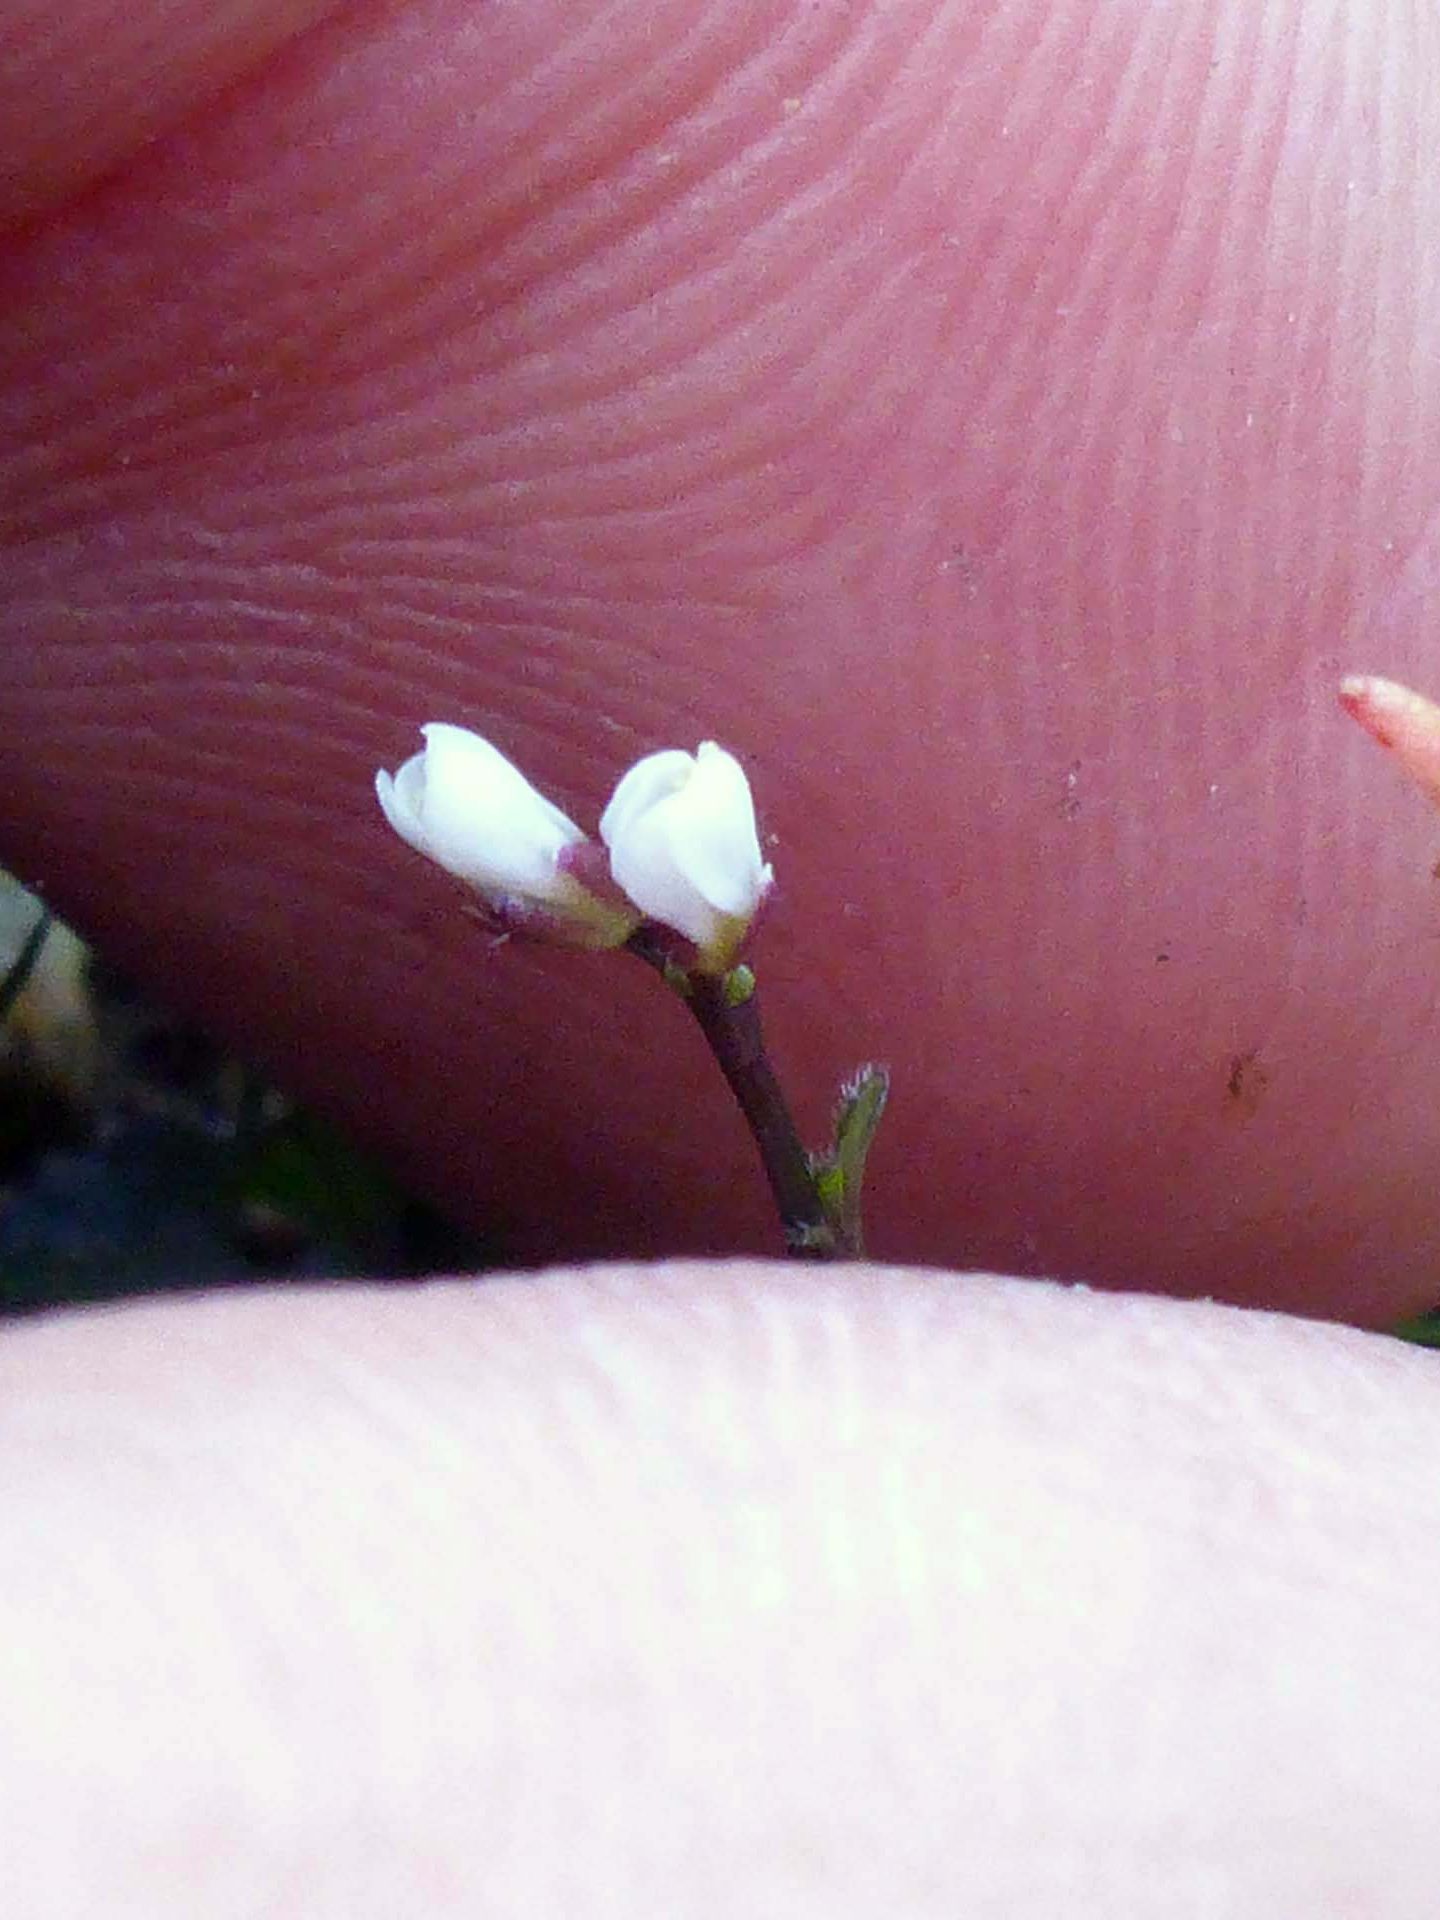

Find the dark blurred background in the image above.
[{"left": 0, "top": 874, "right": 489, "bottom": 1314}]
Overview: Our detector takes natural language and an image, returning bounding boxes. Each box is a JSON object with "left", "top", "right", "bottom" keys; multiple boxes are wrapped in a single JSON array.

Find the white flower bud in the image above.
[
  {"left": 376, "top": 724, "right": 635, "bottom": 947},
  {"left": 600, "top": 742, "right": 773, "bottom": 969}
]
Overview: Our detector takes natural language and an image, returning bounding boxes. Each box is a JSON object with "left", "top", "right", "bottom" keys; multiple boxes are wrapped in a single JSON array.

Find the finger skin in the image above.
[
  {"left": 0, "top": 0, "right": 345, "bottom": 228},
  {"left": 3, "top": 0, "right": 1440, "bottom": 1320},
  {"left": 1, "top": 1267, "right": 1437, "bottom": 1916}
]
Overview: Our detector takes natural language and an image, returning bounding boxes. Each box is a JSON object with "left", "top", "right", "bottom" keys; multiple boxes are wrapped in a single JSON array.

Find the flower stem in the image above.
[{"left": 626, "top": 932, "right": 837, "bottom": 1259}]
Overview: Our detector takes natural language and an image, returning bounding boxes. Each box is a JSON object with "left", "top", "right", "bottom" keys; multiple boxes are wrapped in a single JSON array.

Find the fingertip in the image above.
[
  {"left": 0, "top": 0, "right": 344, "bottom": 228},
  {"left": 1340, "top": 672, "right": 1440, "bottom": 802}
]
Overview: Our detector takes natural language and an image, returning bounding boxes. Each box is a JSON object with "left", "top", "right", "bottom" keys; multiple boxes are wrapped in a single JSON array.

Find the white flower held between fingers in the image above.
[
  {"left": 375, "top": 724, "right": 635, "bottom": 947},
  {"left": 600, "top": 741, "right": 773, "bottom": 970}
]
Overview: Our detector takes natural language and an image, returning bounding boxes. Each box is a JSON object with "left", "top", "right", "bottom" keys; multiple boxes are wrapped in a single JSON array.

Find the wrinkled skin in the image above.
[
  {"left": 5, "top": 4, "right": 1440, "bottom": 1910},
  {"left": 4, "top": 0, "right": 1440, "bottom": 1321}
]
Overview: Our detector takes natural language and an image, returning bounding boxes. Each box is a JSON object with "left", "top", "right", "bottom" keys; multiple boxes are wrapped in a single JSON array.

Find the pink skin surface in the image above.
[
  {"left": 6, "top": 9, "right": 1440, "bottom": 1905},
  {"left": 4, "top": 0, "right": 1440, "bottom": 1324},
  {"left": 4, "top": 1268, "right": 1440, "bottom": 1916}
]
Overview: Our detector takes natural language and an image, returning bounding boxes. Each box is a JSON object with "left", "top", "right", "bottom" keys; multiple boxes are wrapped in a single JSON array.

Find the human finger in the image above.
[{"left": 2, "top": 1264, "right": 1437, "bottom": 1915}]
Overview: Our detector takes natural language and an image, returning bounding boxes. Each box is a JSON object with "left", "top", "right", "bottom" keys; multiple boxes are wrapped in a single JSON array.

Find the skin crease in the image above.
[
  {"left": 4, "top": 0, "right": 1440, "bottom": 1321},
  {"left": 3, "top": 4, "right": 1440, "bottom": 1908},
  {"left": 0, "top": 0, "right": 347, "bottom": 227}
]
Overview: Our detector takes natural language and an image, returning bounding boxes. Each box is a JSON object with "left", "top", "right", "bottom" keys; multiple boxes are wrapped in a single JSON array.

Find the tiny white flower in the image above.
[
  {"left": 601, "top": 742, "right": 773, "bottom": 969},
  {"left": 376, "top": 724, "right": 635, "bottom": 947}
]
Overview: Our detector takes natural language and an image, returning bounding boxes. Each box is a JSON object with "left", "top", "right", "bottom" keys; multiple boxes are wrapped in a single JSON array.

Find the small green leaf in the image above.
[
  {"left": 723, "top": 963, "right": 756, "bottom": 1007},
  {"left": 809, "top": 1151, "right": 844, "bottom": 1216},
  {"left": 816, "top": 1063, "right": 890, "bottom": 1258}
]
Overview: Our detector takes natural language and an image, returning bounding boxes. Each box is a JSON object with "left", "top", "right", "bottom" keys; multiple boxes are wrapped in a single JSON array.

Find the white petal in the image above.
[
  {"left": 376, "top": 725, "right": 584, "bottom": 902},
  {"left": 419, "top": 725, "right": 583, "bottom": 877},
  {"left": 598, "top": 749, "right": 695, "bottom": 850},
  {"left": 375, "top": 764, "right": 427, "bottom": 857},
  {"left": 659, "top": 743, "right": 769, "bottom": 915},
  {"left": 601, "top": 740, "right": 771, "bottom": 962},
  {"left": 608, "top": 805, "right": 721, "bottom": 950}
]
